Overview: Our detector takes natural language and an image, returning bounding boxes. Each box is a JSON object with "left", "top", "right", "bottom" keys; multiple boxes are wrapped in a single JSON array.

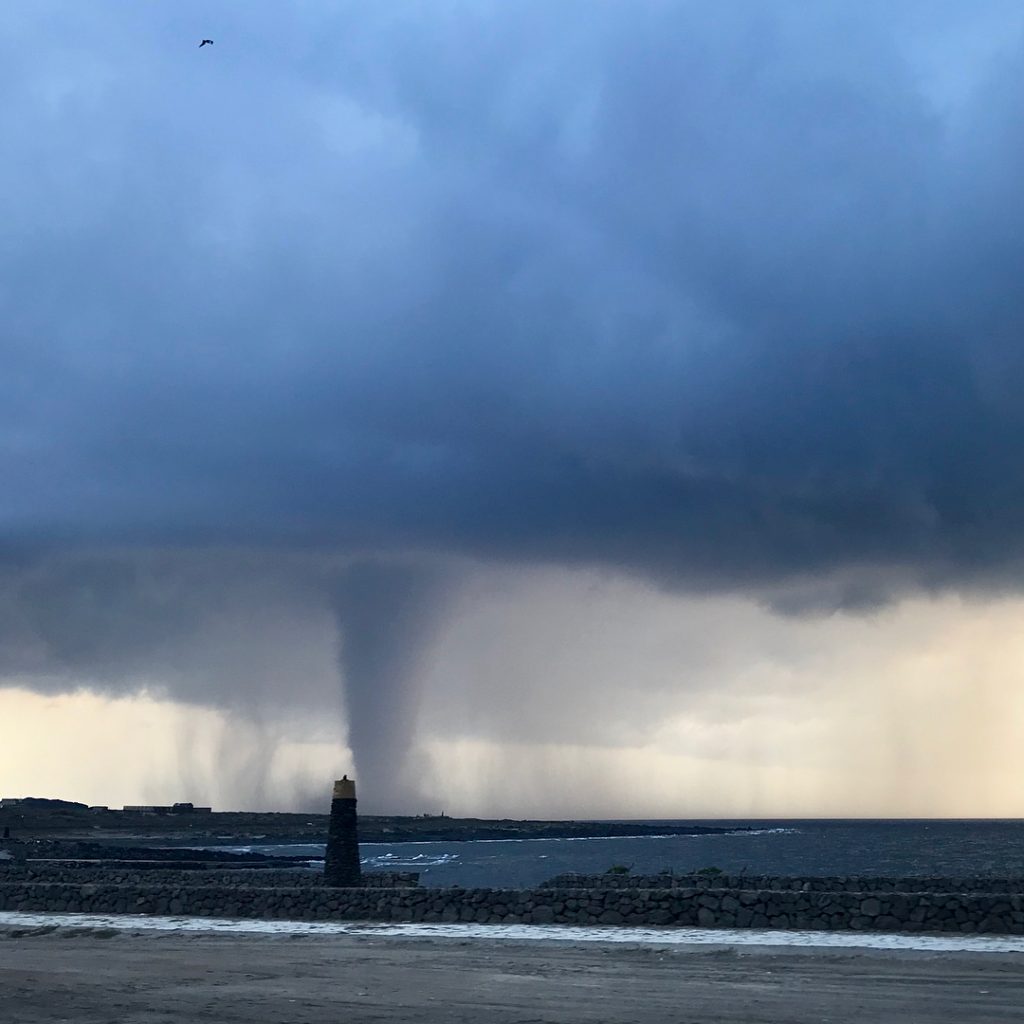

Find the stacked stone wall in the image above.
[
  {"left": 544, "top": 872, "right": 1024, "bottom": 895},
  {"left": 0, "top": 866, "right": 416, "bottom": 888},
  {"left": 2, "top": 877, "right": 1023, "bottom": 934}
]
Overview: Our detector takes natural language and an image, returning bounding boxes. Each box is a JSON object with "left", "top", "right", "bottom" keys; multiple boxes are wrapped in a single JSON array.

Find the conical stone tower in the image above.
[{"left": 323, "top": 776, "right": 362, "bottom": 886}]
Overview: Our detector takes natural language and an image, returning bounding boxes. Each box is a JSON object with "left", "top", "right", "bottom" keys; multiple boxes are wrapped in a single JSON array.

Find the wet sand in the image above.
[{"left": 3, "top": 926, "right": 1024, "bottom": 1023}]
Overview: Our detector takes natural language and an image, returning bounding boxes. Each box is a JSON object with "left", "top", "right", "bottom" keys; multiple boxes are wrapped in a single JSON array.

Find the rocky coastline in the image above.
[
  {"left": 0, "top": 801, "right": 747, "bottom": 849},
  {"left": 7, "top": 804, "right": 1023, "bottom": 936},
  {"left": 3, "top": 864, "right": 1024, "bottom": 935}
]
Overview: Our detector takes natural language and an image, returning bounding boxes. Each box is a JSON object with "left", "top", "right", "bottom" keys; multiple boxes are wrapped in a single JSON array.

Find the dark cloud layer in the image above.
[
  {"left": 4, "top": 2, "right": 1024, "bottom": 802},
  {"left": 3, "top": 1, "right": 1024, "bottom": 591}
]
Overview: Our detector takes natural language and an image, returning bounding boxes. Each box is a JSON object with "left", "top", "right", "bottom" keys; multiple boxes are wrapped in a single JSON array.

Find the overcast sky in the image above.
[{"left": 3, "top": 2, "right": 1024, "bottom": 815}]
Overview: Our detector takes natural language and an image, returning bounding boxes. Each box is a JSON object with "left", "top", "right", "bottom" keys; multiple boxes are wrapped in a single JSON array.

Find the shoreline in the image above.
[
  {"left": 5, "top": 869, "right": 1024, "bottom": 935},
  {"left": 1, "top": 814, "right": 761, "bottom": 873},
  {"left": 1, "top": 818, "right": 751, "bottom": 849},
  {"left": 0, "top": 805, "right": 756, "bottom": 863},
  {"left": 6, "top": 909, "right": 1024, "bottom": 953},
  {"left": 4, "top": 923, "right": 1023, "bottom": 1023}
]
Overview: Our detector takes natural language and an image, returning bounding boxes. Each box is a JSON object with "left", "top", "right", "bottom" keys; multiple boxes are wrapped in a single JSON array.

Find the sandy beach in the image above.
[{"left": 3, "top": 923, "right": 1024, "bottom": 1023}]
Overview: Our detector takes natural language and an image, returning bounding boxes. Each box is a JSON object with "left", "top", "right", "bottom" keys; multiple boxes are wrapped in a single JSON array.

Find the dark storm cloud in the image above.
[
  {"left": 0, "top": 549, "right": 341, "bottom": 708},
  {"left": 4, "top": 2, "right": 1024, "bottom": 801},
  {"left": 3, "top": 1, "right": 1024, "bottom": 595}
]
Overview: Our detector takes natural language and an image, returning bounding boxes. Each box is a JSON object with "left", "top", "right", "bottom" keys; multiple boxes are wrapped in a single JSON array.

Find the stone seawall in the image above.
[
  {"left": 0, "top": 867, "right": 417, "bottom": 889},
  {"left": 544, "top": 872, "right": 1024, "bottom": 895},
  {"left": 2, "top": 879, "right": 1023, "bottom": 934}
]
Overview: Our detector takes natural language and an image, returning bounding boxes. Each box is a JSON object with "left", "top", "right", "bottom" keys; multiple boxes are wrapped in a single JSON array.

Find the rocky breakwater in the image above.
[
  {"left": 0, "top": 865, "right": 418, "bottom": 889},
  {"left": 546, "top": 871, "right": 1024, "bottom": 895},
  {"left": 2, "top": 867, "right": 1024, "bottom": 934}
]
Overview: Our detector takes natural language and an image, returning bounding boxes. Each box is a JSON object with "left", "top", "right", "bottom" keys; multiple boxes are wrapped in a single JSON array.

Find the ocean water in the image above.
[{"left": 210, "top": 819, "right": 1024, "bottom": 888}]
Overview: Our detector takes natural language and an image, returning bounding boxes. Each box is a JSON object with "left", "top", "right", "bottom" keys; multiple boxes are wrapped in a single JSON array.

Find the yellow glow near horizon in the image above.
[{"left": 0, "top": 687, "right": 345, "bottom": 811}]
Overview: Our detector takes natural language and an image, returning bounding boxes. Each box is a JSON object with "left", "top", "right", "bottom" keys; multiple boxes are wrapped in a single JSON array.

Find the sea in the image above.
[{"left": 206, "top": 819, "right": 1024, "bottom": 888}]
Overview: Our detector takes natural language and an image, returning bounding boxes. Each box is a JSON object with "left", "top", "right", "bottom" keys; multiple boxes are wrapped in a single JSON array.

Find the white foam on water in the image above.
[
  {"left": 463, "top": 831, "right": 783, "bottom": 844},
  {"left": 733, "top": 827, "right": 798, "bottom": 836},
  {"left": 355, "top": 829, "right": 799, "bottom": 849},
  {"left": 2, "top": 911, "right": 1023, "bottom": 953},
  {"left": 363, "top": 851, "right": 460, "bottom": 868},
  {"left": 192, "top": 828, "right": 800, "bottom": 858}
]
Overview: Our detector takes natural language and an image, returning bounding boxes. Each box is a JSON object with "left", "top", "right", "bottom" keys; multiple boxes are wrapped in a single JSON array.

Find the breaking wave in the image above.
[{"left": 362, "top": 851, "right": 460, "bottom": 870}]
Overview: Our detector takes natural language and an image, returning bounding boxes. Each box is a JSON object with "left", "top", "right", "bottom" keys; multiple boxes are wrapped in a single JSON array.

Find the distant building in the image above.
[
  {"left": 122, "top": 804, "right": 212, "bottom": 815},
  {"left": 0, "top": 798, "right": 24, "bottom": 807}
]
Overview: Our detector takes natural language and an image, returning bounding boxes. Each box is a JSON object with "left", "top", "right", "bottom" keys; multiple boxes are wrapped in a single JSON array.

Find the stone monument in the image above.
[{"left": 323, "top": 775, "right": 362, "bottom": 886}]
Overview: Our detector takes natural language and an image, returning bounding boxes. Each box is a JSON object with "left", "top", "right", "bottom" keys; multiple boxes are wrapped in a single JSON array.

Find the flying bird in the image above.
[{"left": 199, "top": 39, "right": 213, "bottom": 48}]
